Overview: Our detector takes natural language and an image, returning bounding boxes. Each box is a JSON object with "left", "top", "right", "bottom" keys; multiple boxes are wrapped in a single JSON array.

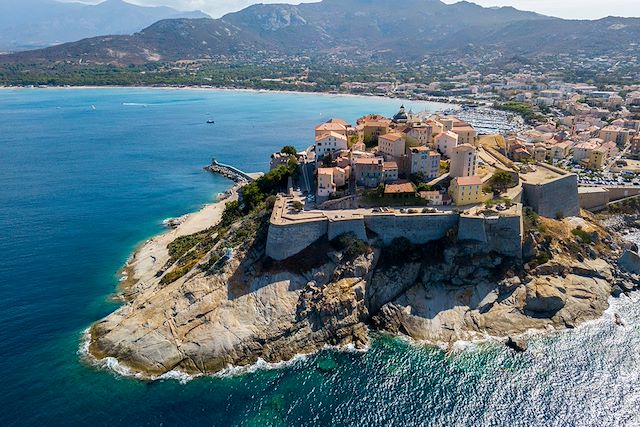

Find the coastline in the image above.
[
  {"left": 116, "top": 182, "right": 240, "bottom": 299},
  {"left": 0, "top": 84, "right": 469, "bottom": 107}
]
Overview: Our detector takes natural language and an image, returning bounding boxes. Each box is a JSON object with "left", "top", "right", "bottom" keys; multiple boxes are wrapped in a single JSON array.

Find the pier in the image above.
[{"left": 204, "top": 158, "right": 256, "bottom": 183}]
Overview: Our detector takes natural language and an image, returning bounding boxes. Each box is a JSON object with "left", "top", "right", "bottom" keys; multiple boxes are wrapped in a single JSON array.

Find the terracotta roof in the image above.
[
  {"left": 383, "top": 161, "right": 398, "bottom": 170},
  {"left": 384, "top": 182, "right": 416, "bottom": 194},
  {"left": 315, "top": 122, "right": 346, "bottom": 132},
  {"left": 455, "top": 176, "right": 482, "bottom": 186},
  {"left": 354, "top": 157, "right": 383, "bottom": 165},
  {"left": 380, "top": 132, "right": 404, "bottom": 142},
  {"left": 315, "top": 131, "right": 347, "bottom": 142}
]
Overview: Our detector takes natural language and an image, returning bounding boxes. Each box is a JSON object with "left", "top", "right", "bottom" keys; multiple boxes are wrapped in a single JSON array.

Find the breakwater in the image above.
[{"left": 204, "top": 158, "right": 255, "bottom": 183}]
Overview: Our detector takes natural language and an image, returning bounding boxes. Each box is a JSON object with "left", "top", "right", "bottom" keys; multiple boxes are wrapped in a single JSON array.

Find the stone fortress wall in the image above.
[
  {"left": 522, "top": 174, "right": 580, "bottom": 219},
  {"left": 266, "top": 205, "right": 524, "bottom": 261}
]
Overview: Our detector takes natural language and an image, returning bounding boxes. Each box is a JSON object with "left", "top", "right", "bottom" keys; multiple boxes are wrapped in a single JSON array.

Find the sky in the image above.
[{"left": 67, "top": 0, "right": 640, "bottom": 20}]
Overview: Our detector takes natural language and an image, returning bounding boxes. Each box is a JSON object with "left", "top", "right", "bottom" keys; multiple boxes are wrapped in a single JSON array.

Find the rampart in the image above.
[
  {"left": 522, "top": 174, "right": 579, "bottom": 218},
  {"left": 265, "top": 198, "right": 524, "bottom": 260}
]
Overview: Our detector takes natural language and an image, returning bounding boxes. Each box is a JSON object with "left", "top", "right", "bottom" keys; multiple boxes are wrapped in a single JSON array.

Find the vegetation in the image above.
[
  {"left": 489, "top": 170, "right": 514, "bottom": 194},
  {"left": 280, "top": 145, "right": 297, "bottom": 156},
  {"left": 241, "top": 164, "right": 294, "bottom": 213},
  {"left": 330, "top": 233, "right": 370, "bottom": 260},
  {"left": 571, "top": 227, "right": 593, "bottom": 244},
  {"left": 291, "top": 201, "right": 304, "bottom": 211},
  {"left": 495, "top": 101, "right": 545, "bottom": 124}
]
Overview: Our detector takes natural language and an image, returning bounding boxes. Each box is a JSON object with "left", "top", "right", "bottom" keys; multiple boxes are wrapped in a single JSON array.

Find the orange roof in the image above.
[
  {"left": 315, "top": 131, "right": 347, "bottom": 142},
  {"left": 380, "top": 132, "right": 404, "bottom": 142},
  {"left": 326, "top": 118, "right": 349, "bottom": 126},
  {"left": 384, "top": 182, "right": 416, "bottom": 194},
  {"left": 455, "top": 176, "right": 482, "bottom": 186},
  {"left": 354, "top": 157, "right": 383, "bottom": 165},
  {"left": 315, "top": 122, "right": 346, "bottom": 132},
  {"left": 383, "top": 161, "right": 398, "bottom": 170}
]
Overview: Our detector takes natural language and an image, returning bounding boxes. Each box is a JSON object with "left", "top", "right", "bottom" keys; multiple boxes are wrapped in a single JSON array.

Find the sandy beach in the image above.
[{"left": 121, "top": 184, "right": 240, "bottom": 292}]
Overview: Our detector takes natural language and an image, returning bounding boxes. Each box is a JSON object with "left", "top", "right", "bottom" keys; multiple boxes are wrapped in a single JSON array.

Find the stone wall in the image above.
[
  {"left": 328, "top": 218, "right": 368, "bottom": 242},
  {"left": 364, "top": 213, "right": 459, "bottom": 245},
  {"left": 266, "top": 219, "right": 328, "bottom": 260},
  {"left": 522, "top": 174, "right": 579, "bottom": 218},
  {"left": 578, "top": 187, "right": 610, "bottom": 210},
  {"left": 458, "top": 209, "right": 523, "bottom": 258},
  {"left": 267, "top": 208, "right": 523, "bottom": 260}
]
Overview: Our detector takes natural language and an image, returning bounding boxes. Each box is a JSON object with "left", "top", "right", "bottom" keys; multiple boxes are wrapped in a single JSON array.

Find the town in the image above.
[{"left": 264, "top": 97, "right": 640, "bottom": 260}]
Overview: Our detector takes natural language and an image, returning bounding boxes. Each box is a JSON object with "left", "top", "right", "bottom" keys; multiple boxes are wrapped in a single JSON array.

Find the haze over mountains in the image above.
[
  {"left": 1, "top": 0, "right": 639, "bottom": 65},
  {"left": 0, "top": 0, "right": 207, "bottom": 51}
]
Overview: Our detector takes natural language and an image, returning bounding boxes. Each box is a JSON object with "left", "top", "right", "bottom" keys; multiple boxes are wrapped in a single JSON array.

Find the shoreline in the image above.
[
  {"left": 0, "top": 84, "right": 471, "bottom": 107},
  {"left": 115, "top": 182, "right": 240, "bottom": 299}
]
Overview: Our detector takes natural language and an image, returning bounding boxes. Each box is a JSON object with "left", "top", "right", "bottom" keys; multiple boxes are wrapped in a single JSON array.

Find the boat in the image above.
[{"left": 206, "top": 119, "right": 215, "bottom": 124}]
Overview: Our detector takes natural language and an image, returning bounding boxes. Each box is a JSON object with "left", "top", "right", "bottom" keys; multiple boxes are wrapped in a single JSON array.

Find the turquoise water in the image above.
[{"left": 0, "top": 88, "right": 638, "bottom": 426}]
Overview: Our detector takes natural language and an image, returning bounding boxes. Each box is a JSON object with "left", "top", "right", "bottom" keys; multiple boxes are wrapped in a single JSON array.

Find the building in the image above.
[
  {"left": 435, "top": 131, "right": 459, "bottom": 158},
  {"left": 549, "top": 141, "right": 572, "bottom": 160},
  {"left": 449, "top": 144, "right": 478, "bottom": 178},
  {"left": 451, "top": 122, "right": 477, "bottom": 145},
  {"left": 332, "top": 166, "right": 349, "bottom": 187},
  {"left": 631, "top": 135, "right": 640, "bottom": 158},
  {"left": 352, "top": 141, "right": 366, "bottom": 152},
  {"left": 419, "top": 191, "right": 443, "bottom": 205},
  {"left": 599, "top": 126, "right": 631, "bottom": 146},
  {"left": 384, "top": 181, "right": 416, "bottom": 198},
  {"left": 572, "top": 140, "right": 599, "bottom": 163},
  {"left": 588, "top": 146, "right": 608, "bottom": 170},
  {"left": 392, "top": 105, "right": 409, "bottom": 124},
  {"left": 317, "top": 168, "right": 336, "bottom": 198},
  {"left": 403, "top": 124, "right": 433, "bottom": 146},
  {"left": 409, "top": 146, "right": 441, "bottom": 179},
  {"left": 449, "top": 176, "right": 485, "bottom": 206},
  {"left": 315, "top": 120, "right": 348, "bottom": 139},
  {"left": 315, "top": 132, "right": 348, "bottom": 160},
  {"left": 270, "top": 152, "right": 292, "bottom": 171},
  {"left": 534, "top": 146, "right": 548, "bottom": 162},
  {"left": 354, "top": 157, "right": 384, "bottom": 188},
  {"left": 378, "top": 132, "right": 406, "bottom": 158},
  {"left": 361, "top": 120, "right": 390, "bottom": 144},
  {"left": 383, "top": 162, "right": 399, "bottom": 183}
]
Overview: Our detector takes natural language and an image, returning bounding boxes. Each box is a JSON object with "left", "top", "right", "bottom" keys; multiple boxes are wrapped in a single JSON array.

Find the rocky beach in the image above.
[{"left": 86, "top": 182, "right": 640, "bottom": 378}]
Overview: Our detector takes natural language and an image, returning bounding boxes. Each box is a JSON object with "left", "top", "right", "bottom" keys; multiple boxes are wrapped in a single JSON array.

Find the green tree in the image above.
[
  {"left": 490, "top": 170, "right": 514, "bottom": 195},
  {"left": 281, "top": 145, "right": 297, "bottom": 156}
]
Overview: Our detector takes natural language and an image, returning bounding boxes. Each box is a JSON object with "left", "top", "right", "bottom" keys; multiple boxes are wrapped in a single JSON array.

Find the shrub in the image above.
[
  {"left": 291, "top": 201, "right": 304, "bottom": 212},
  {"left": 331, "top": 233, "right": 370, "bottom": 259},
  {"left": 571, "top": 227, "right": 592, "bottom": 244}
]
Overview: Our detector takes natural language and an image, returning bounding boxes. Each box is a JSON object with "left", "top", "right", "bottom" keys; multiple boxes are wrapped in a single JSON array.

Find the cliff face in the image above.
[{"left": 88, "top": 207, "right": 630, "bottom": 378}]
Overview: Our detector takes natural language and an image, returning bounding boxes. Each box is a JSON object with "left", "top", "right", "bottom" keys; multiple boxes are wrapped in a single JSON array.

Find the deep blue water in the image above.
[{"left": 0, "top": 88, "right": 639, "bottom": 427}]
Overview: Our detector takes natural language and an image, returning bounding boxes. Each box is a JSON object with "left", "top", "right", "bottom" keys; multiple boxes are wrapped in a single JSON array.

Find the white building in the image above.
[
  {"left": 435, "top": 131, "right": 459, "bottom": 158},
  {"left": 449, "top": 144, "right": 477, "bottom": 178},
  {"left": 317, "top": 168, "right": 336, "bottom": 198},
  {"left": 378, "top": 132, "right": 406, "bottom": 158},
  {"left": 315, "top": 132, "right": 348, "bottom": 160}
]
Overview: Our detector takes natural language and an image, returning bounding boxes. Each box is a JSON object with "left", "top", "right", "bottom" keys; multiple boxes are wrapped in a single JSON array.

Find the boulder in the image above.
[
  {"left": 506, "top": 336, "right": 528, "bottom": 352},
  {"left": 618, "top": 249, "right": 640, "bottom": 275},
  {"left": 524, "top": 279, "right": 566, "bottom": 315}
]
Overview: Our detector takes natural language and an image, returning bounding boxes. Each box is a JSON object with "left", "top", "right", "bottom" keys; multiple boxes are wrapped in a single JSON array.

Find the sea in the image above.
[{"left": 0, "top": 88, "right": 638, "bottom": 427}]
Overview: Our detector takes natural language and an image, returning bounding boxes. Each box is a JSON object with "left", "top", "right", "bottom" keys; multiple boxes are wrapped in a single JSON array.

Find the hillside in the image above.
[
  {"left": 0, "top": 0, "right": 638, "bottom": 80},
  {"left": 0, "top": 0, "right": 208, "bottom": 52}
]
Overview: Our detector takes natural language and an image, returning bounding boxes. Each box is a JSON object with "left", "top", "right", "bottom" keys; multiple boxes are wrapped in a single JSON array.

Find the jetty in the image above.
[{"left": 204, "top": 158, "right": 255, "bottom": 183}]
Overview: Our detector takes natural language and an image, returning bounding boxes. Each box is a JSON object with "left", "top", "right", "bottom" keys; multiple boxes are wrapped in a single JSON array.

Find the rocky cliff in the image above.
[{"left": 87, "top": 204, "right": 637, "bottom": 378}]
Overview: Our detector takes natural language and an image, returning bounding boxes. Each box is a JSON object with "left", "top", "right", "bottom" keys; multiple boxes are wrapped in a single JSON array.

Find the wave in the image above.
[{"left": 122, "top": 102, "right": 148, "bottom": 107}]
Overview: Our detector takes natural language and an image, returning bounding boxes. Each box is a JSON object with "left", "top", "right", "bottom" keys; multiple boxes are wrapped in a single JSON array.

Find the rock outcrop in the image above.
[{"left": 88, "top": 206, "right": 628, "bottom": 378}]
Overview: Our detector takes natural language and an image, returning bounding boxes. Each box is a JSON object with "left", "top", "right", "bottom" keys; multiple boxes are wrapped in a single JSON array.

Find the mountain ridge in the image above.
[{"left": 1, "top": 0, "right": 638, "bottom": 66}]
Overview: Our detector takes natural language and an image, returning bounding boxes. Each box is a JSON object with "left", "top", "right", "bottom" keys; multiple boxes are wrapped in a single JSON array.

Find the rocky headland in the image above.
[{"left": 87, "top": 190, "right": 640, "bottom": 378}]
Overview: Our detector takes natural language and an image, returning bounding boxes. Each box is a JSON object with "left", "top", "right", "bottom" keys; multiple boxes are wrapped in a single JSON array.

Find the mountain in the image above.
[
  {"left": 1, "top": 0, "right": 639, "bottom": 65},
  {"left": 0, "top": 0, "right": 208, "bottom": 52}
]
